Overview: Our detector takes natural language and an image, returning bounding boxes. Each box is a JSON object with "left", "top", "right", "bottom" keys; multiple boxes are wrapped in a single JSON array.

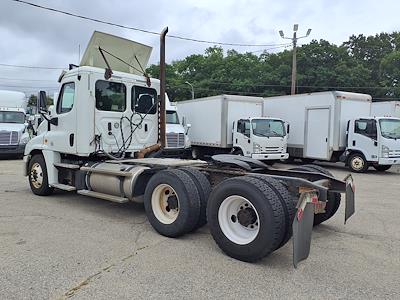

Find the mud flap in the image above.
[
  {"left": 344, "top": 175, "right": 355, "bottom": 224},
  {"left": 292, "top": 192, "right": 317, "bottom": 268}
]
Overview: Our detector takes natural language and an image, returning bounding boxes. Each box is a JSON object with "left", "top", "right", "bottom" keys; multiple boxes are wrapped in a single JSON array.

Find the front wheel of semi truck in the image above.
[
  {"left": 28, "top": 154, "right": 54, "bottom": 196},
  {"left": 207, "top": 176, "right": 286, "bottom": 262},
  {"left": 144, "top": 169, "right": 201, "bottom": 238}
]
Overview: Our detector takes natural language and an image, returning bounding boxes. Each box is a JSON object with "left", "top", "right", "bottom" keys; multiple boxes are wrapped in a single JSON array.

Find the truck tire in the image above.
[
  {"left": 289, "top": 165, "right": 341, "bottom": 226},
  {"left": 348, "top": 153, "right": 369, "bottom": 173},
  {"left": 180, "top": 167, "right": 211, "bottom": 230},
  {"left": 248, "top": 175, "right": 296, "bottom": 249},
  {"left": 28, "top": 154, "right": 54, "bottom": 196},
  {"left": 373, "top": 165, "right": 391, "bottom": 172},
  {"left": 207, "top": 176, "right": 285, "bottom": 262},
  {"left": 144, "top": 169, "right": 201, "bottom": 238},
  {"left": 232, "top": 148, "right": 244, "bottom": 156}
]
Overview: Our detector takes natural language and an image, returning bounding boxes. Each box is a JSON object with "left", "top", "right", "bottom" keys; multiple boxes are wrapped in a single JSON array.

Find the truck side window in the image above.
[
  {"left": 57, "top": 82, "right": 75, "bottom": 114},
  {"left": 132, "top": 86, "right": 157, "bottom": 114},
  {"left": 355, "top": 119, "right": 377, "bottom": 140},
  {"left": 95, "top": 80, "right": 126, "bottom": 112},
  {"left": 237, "top": 119, "right": 250, "bottom": 137}
]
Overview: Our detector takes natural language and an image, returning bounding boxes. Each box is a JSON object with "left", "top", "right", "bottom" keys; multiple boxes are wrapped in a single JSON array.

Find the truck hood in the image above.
[
  {"left": 381, "top": 137, "right": 400, "bottom": 151},
  {"left": 0, "top": 123, "right": 25, "bottom": 133},
  {"left": 166, "top": 124, "right": 185, "bottom": 134}
]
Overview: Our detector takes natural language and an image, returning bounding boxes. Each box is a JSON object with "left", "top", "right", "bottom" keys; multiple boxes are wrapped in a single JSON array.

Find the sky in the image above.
[{"left": 0, "top": 0, "right": 398, "bottom": 96}]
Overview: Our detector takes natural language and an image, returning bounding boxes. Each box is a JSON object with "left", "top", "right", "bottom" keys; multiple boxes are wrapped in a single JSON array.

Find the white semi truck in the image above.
[
  {"left": 163, "top": 94, "right": 191, "bottom": 157},
  {"left": 23, "top": 30, "right": 355, "bottom": 267},
  {"left": 372, "top": 101, "right": 400, "bottom": 118},
  {"left": 0, "top": 90, "right": 31, "bottom": 157},
  {"left": 176, "top": 95, "right": 289, "bottom": 162},
  {"left": 263, "top": 91, "right": 400, "bottom": 172}
]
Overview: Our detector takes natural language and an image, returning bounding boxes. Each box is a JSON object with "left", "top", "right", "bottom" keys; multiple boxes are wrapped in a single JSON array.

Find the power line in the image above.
[
  {"left": 0, "top": 63, "right": 64, "bottom": 70},
  {"left": 0, "top": 83, "right": 59, "bottom": 89},
  {"left": 10, "top": 0, "right": 288, "bottom": 47}
]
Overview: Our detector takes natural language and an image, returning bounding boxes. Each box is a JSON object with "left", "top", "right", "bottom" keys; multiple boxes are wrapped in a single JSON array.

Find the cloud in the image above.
[{"left": 0, "top": 0, "right": 397, "bottom": 95}]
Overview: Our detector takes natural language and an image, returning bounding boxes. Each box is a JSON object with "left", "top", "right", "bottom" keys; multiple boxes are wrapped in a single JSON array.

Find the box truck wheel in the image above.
[
  {"left": 232, "top": 148, "right": 244, "bottom": 156},
  {"left": 289, "top": 165, "right": 341, "bottom": 226},
  {"left": 373, "top": 165, "right": 391, "bottom": 172},
  {"left": 28, "top": 154, "right": 54, "bottom": 196},
  {"left": 180, "top": 167, "right": 211, "bottom": 230},
  {"left": 248, "top": 175, "right": 296, "bottom": 249},
  {"left": 207, "top": 176, "right": 285, "bottom": 262},
  {"left": 144, "top": 169, "right": 201, "bottom": 238},
  {"left": 348, "top": 153, "right": 369, "bottom": 173}
]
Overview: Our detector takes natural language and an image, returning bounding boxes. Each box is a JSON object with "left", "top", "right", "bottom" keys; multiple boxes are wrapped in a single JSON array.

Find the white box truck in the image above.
[
  {"left": 371, "top": 101, "right": 400, "bottom": 118},
  {"left": 176, "top": 95, "right": 289, "bottom": 162},
  {"left": 263, "top": 91, "right": 400, "bottom": 172},
  {"left": 0, "top": 90, "right": 31, "bottom": 157}
]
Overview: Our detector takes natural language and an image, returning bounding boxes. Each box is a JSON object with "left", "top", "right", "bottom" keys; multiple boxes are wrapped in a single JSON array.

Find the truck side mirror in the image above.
[
  {"left": 185, "top": 123, "right": 191, "bottom": 135},
  {"left": 38, "top": 91, "right": 48, "bottom": 112},
  {"left": 287, "top": 124, "right": 290, "bottom": 135}
]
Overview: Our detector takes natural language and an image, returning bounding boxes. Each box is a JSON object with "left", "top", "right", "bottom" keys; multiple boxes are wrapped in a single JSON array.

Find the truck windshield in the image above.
[
  {"left": 166, "top": 110, "right": 180, "bottom": 124},
  {"left": 252, "top": 119, "right": 285, "bottom": 137},
  {"left": 379, "top": 119, "right": 400, "bottom": 139},
  {"left": 0, "top": 111, "right": 25, "bottom": 124}
]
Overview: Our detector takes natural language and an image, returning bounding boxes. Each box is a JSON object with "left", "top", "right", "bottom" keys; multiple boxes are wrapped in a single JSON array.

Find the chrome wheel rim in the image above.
[
  {"left": 351, "top": 156, "right": 364, "bottom": 171},
  {"left": 30, "top": 162, "right": 43, "bottom": 189}
]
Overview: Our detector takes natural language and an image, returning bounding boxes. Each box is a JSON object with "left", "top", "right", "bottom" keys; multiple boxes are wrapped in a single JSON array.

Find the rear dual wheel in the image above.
[
  {"left": 207, "top": 176, "right": 288, "bottom": 262},
  {"left": 144, "top": 168, "right": 211, "bottom": 238}
]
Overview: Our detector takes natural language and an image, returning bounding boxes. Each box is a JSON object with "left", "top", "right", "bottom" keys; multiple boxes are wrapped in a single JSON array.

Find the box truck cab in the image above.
[
  {"left": 0, "top": 90, "right": 31, "bottom": 156},
  {"left": 233, "top": 117, "right": 288, "bottom": 160},
  {"left": 346, "top": 117, "right": 400, "bottom": 172},
  {"left": 176, "top": 95, "right": 289, "bottom": 161}
]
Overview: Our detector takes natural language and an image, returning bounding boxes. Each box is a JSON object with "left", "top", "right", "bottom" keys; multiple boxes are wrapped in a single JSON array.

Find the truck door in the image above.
[
  {"left": 131, "top": 86, "right": 159, "bottom": 147},
  {"left": 235, "top": 119, "right": 252, "bottom": 156},
  {"left": 305, "top": 108, "right": 330, "bottom": 159},
  {"left": 348, "top": 119, "right": 378, "bottom": 161},
  {"left": 48, "top": 81, "right": 77, "bottom": 154}
]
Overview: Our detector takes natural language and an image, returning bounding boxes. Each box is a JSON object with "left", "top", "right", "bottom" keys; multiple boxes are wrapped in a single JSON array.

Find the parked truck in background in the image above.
[
  {"left": 23, "top": 30, "right": 355, "bottom": 267},
  {"left": 176, "top": 95, "right": 289, "bottom": 162},
  {"left": 163, "top": 94, "right": 191, "bottom": 157},
  {"left": 372, "top": 101, "right": 400, "bottom": 118},
  {"left": 0, "top": 90, "right": 31, "bottom": 157},
  {"left": 263, "top": 91, "right": 400, "bottom": 172}
]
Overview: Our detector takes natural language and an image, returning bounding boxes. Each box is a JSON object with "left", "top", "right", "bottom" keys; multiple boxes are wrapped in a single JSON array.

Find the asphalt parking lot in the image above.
[{"left": 1, "top": 159, "right": 399, "bottom": 299}]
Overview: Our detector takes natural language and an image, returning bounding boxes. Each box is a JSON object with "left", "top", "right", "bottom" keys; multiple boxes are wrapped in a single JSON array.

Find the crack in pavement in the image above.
[{"left": 60, "top": 230, "right": 169, "bottom": 299}]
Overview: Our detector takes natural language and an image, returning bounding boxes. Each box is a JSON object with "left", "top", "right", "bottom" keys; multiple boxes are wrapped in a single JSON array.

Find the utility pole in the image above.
[{"left": 279, "top": 25, "right": 312, "bottom": 95}]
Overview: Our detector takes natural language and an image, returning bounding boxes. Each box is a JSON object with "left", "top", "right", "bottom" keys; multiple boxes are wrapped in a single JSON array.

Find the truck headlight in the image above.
[
  {"left": 253, "top": 142, "right": 261, "bottom": 153},
  {"left": 20, "top": 136, "right": 30, "bottom": 144},
  {"left": 382, "top": 145, "right": 389, "bottom": 158}
]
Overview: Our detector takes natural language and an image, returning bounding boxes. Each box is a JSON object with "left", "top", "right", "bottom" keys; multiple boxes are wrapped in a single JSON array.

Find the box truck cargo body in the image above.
[
  {"left": 176, "top": 95, "right": 289, "bottom": 160},
  {"left": 263, "top": 91, "right": 400, "bottom": 172},
  {"left": 371, "top": 101, "right": 400, "bottom": 118}
]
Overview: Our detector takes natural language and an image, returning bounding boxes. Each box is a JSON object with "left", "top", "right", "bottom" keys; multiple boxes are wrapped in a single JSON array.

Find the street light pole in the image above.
[
  {"left": 185, "top": 81, "right": 194, "bottom": 99},
  {"left": 279, "top": 25, "right": 312, "bottom": 95}
]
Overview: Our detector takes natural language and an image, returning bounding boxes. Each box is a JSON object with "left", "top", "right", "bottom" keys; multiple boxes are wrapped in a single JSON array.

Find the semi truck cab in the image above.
[
  {"left": 346, "top": 117, "right": 400, "bottom": 171},
  {"left": 233, "top": 117, "right": 289, "bottom": 161},
  {"left": 0, "top": 90, "right": 31, "bottom": 157}
]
